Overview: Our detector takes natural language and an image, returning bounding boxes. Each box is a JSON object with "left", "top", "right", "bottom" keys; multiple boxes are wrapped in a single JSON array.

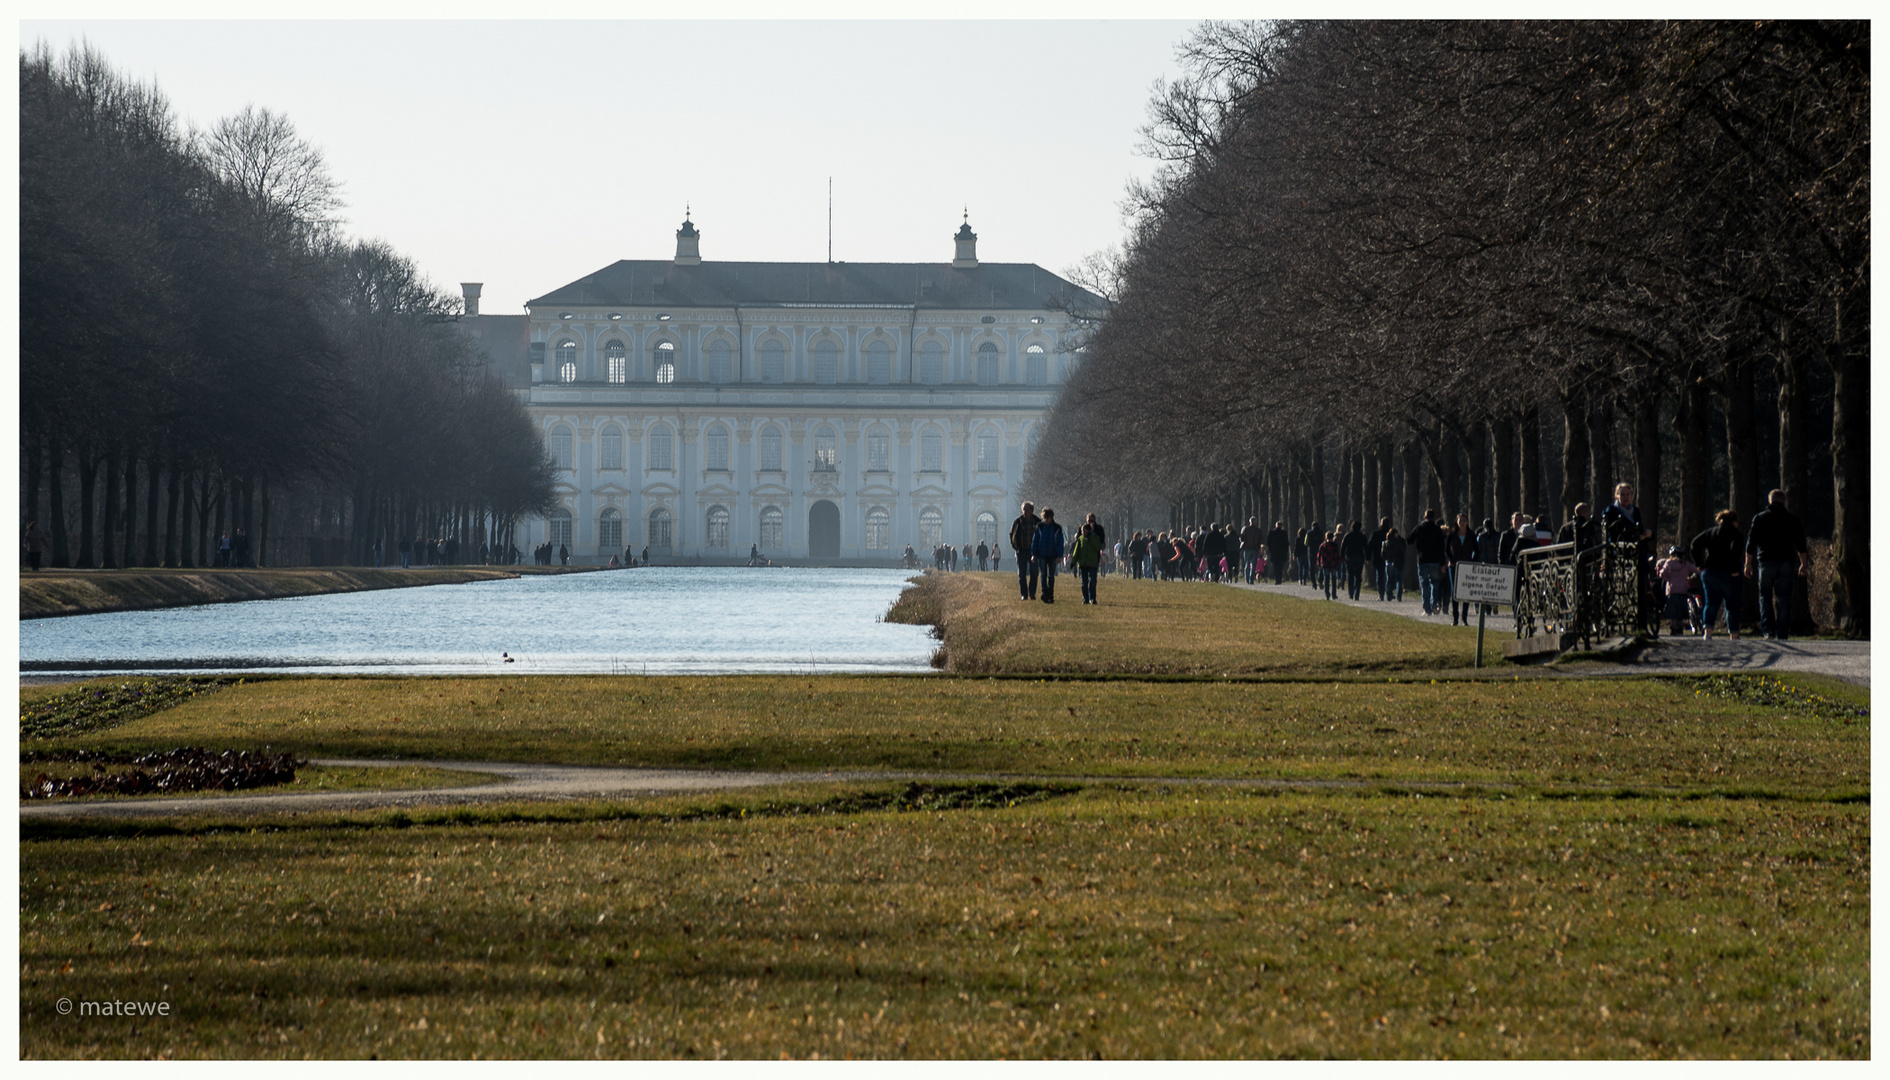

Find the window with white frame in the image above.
[
  {"left": 976, "top": 429, "right": 999, "bottom": 472},
  {"left": 706, "top": 424, "right": 730, "bottom": 471},
  {"left": 865, "top": 507, "right": 891, "bottom": 550},
  {"left": 919, "top": 341, "right": 944, "bottom": 384},
  {"left": 548, "top": 427, "right": 574, "bottom": 471},
  {"left": 654, "top": 341, "right": 676, "bottom": 384},
  {"left": 759, "top": 505, "right": 784, "bottom": 549},
  {"left": 600, "top": 428, "right": 623, "bottom": 471},
  {"left": 759, "top": 425, "right": 783, "bottom": 471},
  {"left": 605, "top": 340, "right": 627, "bottom": 383},
  {"left": 813, "top": 341, "right": 839, "bottom": 384},
  {"left": 760, "top": 340, "right": 785, "bottom": 383},
  {"left": 918, "top": 507, "right": 943, "bottom": 551},
  {"left": 647, "top": 507, "right": 672, "bottom": 552},
  {"left": 920, "top": 430, "right": 942, "bottom": 472},
  {"left": 976, "top": 511, "right": 999, "bottom": 549},
  {"left": 707, "top": 341, "right": 732, "bottom": 384},
  {"left": 556, "top": 339, "right": 578, "bottom": 383},
  {"left": 648, "top": 424, "right": 674, "bottom": 470},
  {"left": 865, "top": 427, "right": 889, "bottom": 471},
  {"left": 977, "top": 341, "right": 999, "bottom": 385},
  {"left": 1026, "top": 344, "right": 1047, "bottom": 385},
  {"left": 598, "top": 507, "right": 623, "bottom": 551},
  {"left": 812, "top": 423, "right": 837, "bottom": 472},
  {"left": 705, "top": 505, "right": 730, "bottom": 548},
  {"left": 549, "top": 508, "right": 573, "bottom": 551},
  {"left": 866, "top": 342, "right": 891, "bottom": 384}
]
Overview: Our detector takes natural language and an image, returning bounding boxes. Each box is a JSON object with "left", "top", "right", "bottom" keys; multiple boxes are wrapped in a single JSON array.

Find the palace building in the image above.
[{"left": 465, "top": 215, "right": 1102, "bottom": 564}]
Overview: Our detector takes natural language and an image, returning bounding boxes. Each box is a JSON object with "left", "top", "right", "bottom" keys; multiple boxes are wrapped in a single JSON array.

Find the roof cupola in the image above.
[
  {"left": 674, "top": 207, "right": 701, "bottom": 266},
  {"left": 952, "top": 209, "right": 978, "bottom": 268}
]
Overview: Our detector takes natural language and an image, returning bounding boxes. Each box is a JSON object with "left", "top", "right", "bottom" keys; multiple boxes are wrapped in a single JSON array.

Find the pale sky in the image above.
[{"left": 20, "top": 18, "right": 1198, "bottom": 314}]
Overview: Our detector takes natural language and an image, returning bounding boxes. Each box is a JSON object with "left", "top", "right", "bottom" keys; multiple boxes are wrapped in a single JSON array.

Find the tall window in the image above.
[
  {"left": 813, "top": 341, "right": 839, "bottom": 384},
  {"left": 707, "top": 341, "right": 732, "bottom": 383},
  {"left": 759, "top": 506, "right": 784, "bottom": 549},
  {"left": 598, "top": 507, "right": 623, "bottom": 551},
  {"left": 867, "top": 342, "right": 891, "bottom": 384},
  {"left": 865, "top": 428, "right": 890, "bottom": 472},
  {"left": 648, "top": 507, "right": 672, "bottom": 552},
  {"left": 605, "top": 340, "right": 627, "bottom": 383},
  {"left": 548, "top": 427, "right": 573, "bottom": 471},
  {"left": 919, "top": 341, "right": 944, "bottom": 384},
  {"left": 1025, "top": 344, "right": 1047, "bottom": 385},
  {"left": 549, "top": 508, "right": 573, "bottom": 551},
  {"left": 976, "top": 429, "right": 999, "bottom": 472},
  {"left": 977, "top": 341, "right": 999, "bottom": 385},
  {"left": 865, "top": 507, "right": 891, "bottom": 550},
  {"left": 920, "top": 430, "right": 942, "bottom": 472},
  {"left": 706, "top": 505, "right": 730, "bottom": 548},
  {"left": 648, "top": 424, "right": 673, "bottom": 470},
  {"left": 813, "top": 423, "right": 837, "bottom": 471},
  {"left": 918, "top": 507, "right": 943, "bottom": 551},
  {"left": 759, "top": 425, "right": 783, "bottom": 471},
  {"left": 654, "top": 341, "right": 676, "bottom": 384},
  {"left": 600, "top": 428, "right": 623, "bottom": 471},
  {"left": 556, "top": 339, "right": 578, "bottom": 384},
  {"left": 976, "top": 512, "right": 999, "bottom": 549},
  {"left": 760, "top": 340, "right": 785, "bottom": 383},
  {"left": 706, "top": 424, "right": 730, "bottom": 471}
]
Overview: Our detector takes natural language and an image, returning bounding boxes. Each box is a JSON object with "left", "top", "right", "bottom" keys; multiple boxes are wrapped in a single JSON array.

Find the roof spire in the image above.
[
  {"left": 953, "top": 210, "right": 978, "bottom": 268},
  {"left": 675, "top": 207, "right": 701, "bottom": 266}
]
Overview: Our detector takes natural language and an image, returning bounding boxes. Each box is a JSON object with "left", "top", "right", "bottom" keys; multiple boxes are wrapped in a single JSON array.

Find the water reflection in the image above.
[{"left": 20, "top": 566, "right": 937, "bottom": 676}]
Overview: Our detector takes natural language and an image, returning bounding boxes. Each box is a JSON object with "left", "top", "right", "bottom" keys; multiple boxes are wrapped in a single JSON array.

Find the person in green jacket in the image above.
[{"left": 1073, "top": 521, "right": 1105, "bottom": 605}]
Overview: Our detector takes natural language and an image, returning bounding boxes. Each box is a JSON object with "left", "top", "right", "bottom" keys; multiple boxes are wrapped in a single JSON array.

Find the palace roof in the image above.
[{"left": 527, "top": 260, "right": 1104, "bottom": 314}]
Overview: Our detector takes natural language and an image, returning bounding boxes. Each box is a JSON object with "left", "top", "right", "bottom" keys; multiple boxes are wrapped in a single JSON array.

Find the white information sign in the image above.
[{"left": 1453, "top": 563, "right": 1518, "bottom": 606}]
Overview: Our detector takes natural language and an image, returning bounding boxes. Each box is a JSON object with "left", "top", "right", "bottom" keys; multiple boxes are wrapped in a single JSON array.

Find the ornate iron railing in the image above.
[
  {"left": 1515, "top": 541, "right": 1578, "bottom": 641},
  {"left": 1517, "top": 540, "right": 1652, "bottom": 648}
]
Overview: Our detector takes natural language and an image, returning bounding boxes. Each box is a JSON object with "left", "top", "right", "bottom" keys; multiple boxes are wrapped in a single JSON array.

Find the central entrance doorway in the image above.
[{"left": 808, "top": 500, "right": 841, "bottom": 559}]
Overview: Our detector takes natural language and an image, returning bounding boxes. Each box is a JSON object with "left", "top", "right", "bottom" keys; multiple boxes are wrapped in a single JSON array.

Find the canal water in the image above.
[{"left": 19, "top": 567, "right": 937, "bottom": 677}]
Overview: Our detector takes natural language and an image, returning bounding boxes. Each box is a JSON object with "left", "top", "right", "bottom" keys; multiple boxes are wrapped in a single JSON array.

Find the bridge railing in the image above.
[{"left": 1516, "top": 540, "right": 1651, "bottom": 648}]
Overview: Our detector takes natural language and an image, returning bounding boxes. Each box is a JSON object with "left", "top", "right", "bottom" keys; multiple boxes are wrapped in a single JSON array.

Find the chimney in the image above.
[
  {"left": 952, "top": 211, "right": 978, "bottom": 268},
  {"left": 675, "top": 210, "right": 701, "bottom": 267},
  {"left": 460, "top": 282, "right": 482, "bottom": 316}
]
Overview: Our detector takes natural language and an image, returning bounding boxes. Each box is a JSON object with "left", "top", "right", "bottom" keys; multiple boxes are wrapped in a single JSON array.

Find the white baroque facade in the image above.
[{"left": 486, "top": 216, "right": 1101, "bottom": 565}]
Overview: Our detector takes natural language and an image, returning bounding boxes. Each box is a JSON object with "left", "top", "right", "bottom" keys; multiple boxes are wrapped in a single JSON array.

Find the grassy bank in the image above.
[
  {"left": 886, "top": 571, "right": 1503, "bottom": 674},
  {"left": 18, "top": 566, "right": 600, "bottom": 620},
  {"left": 18, "top": 672, "right": 1870, "bottom": 798},
  {"left": 20, "top": 785, "right": 1867, "bottom": 1058}
]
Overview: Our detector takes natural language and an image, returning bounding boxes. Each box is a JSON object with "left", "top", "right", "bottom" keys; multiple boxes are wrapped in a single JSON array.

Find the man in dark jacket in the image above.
[
  {"left": 1367, "top": 517, "right": 1390, "bottom": 598},
  {"left": 1689, "top": 510, "right": 1746, "bottom": 638},
  {"left": 1009, "top": 501, "right": 1041, "bottom": 600},
  {"left": 1030, "top": 508, "right": 1067, "bottom": 604},
  {"left": 1408, "top": 510, "right": 1449, "bottom": 615},
  {"left": 1380, "top": 526, "right": 1407, "bottom": 602},
  {"left": 1266, "top": 521, "right": 1290, "bottom": 585},
  {"left": 1341, "top": 519, "right": 1369, "bottom": 600},
  {"left": 1558, "top": 504, "right": 1600, "bottom": 550},
  {"left": 1745, "top": 489, "right": 1809, "bottom": 640},
  {"left": 1199, "top": 524, "right": 1226, "bottom": 583}
]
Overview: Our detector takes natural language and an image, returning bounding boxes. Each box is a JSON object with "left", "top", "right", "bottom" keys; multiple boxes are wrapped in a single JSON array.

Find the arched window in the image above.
[
  {"left": 865, "top": 424, "right": 890, "bottom": 472},
  {"left": 648, "top": 423, "right": 674, "bottom": 471},
  {"left": 598, "top": 507, "right": 623, "bottom": 551},
  {"left": 977, "top": 341, "right": 999, "bottom": 385},
  {"left": 975, "top": 426, "right": 1000, "bottom": 472},
  {"left": 600, "top": 425, "right": 624, "bottom": 471},
  {"left": 705, "top": 505, "right": 731, "bottom": 548},
  {"left": 759, "top": 505, "right": 784, "bottom": 549},
  {"left": 866, "top": 341, "right": 892, "bottom": 384},
  {"left": 707, "top": 340, "right": 732, "bottom": 384},
  {"left": 760, "top": 340, "right": 786, "bottom": 383},
  {"left": 548, "top": 425, "right": 574, "bottom": 471},
  {"left": 556, "top": 340, "right": 579, "bottom": 384},
  {"left": 918, "top": 507, "right": 943, "bottom": 551},
  {"left": 706, "top": 423, "right": 730, "bottom": 471},
  {"left": 920, "top": 428, "right": 943, "bottom": 472},
  {"left": 605, "top": 340, "right": 627, "bottom": 384},
  {"left": 976, "top": 511, "right": 999, "bottom": 549},
  {"left": 919, "top": 341, "right": 944, "bottom": 385},
  {"left": 548, "top": 507, "right": 573, "bottom": 551},
  {"left": 812, "top": 423, "right": 837, "bottom": 472},
  {"left": 653, "top": 341, "right": 676, "bottom": 384},
  {"left": 865, "top": 506, "right": 891, "bottom": 550},
  {"left": 1025, "top": 344, "right": 1047, "bottom": 386},
  {"left": 647, "top": 506, "right": 673, "bottom": 553},
  {"left": 813, "top": 340, "right": 839, "bottom": 384},
  {"left": 759, "top": 425, "right": 783, "bottom": 471}
]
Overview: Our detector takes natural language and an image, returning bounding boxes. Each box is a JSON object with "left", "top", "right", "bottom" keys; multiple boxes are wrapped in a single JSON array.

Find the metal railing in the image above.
[{"left": 1516, "top": 540, "right": 1652, "bottom": 648}]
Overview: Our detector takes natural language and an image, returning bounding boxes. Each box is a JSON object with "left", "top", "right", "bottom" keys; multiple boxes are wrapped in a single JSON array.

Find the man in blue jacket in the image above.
[{"left": 1031, "top": 508, "right": 1067, "bottom": 604}]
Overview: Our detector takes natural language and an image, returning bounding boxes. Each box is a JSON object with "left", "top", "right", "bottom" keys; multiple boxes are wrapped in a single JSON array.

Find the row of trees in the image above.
[
  {"left": 20, "top": 44, "right": 556, "bottom": 570},
  {"left": 1031, "top": 21, "right": 1867, "bottom": 636}
]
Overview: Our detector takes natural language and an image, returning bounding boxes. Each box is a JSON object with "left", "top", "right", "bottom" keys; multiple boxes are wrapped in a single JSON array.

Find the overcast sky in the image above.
[{"left": 20, "top": 18, "right": 1197, "bottom": 314}]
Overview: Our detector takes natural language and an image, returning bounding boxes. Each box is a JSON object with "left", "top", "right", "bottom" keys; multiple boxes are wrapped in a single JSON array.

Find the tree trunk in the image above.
[
  {"left": 121, "top": 454, "right": 139, "bottom": 567},
  {"left": 144, "top": 450, "right": 161, "bottom": 568},
  {"left": 1435, "top": 424, "right": 1462, "bottom": 522},
  {"left": 1674, "top": 380, "right": 1710, "bottom": 544},
  {"left": 1336, "top": 449, "right": 1352, "bottom": 527},
  {"left": 1466, "top": 421, "right": 1489, "bottom": 526},
  {"left": 1723, "top": 356, "right": 1761, "bottom": 522},
  {"left": 163, "top": 447, "right": 182, "bottom": 568},
  {"left": 23, "top": 424, "right": 43, "bottom": 542},
  {"left": 1519, "top": 405, "right": 1541, "bottom": 521},
  {"left": 76, "top": 445, "right": 100, "bottom": 569},
  {"left": 1559, "top": 388, "right": 1589, "bottom": 523},
  {"left": 100, "top": 446, "right": 120, "bottom": 569},
  {"left": 1310, "top": 444, "right": 1327, "bottom": 527},
  {"left": 1828, "top": 314, "right": 1867, "bottom": 638},
  {"left": 48, "top": 427, "right": 70, "bottom": 568},
  {"left": 196, "top": 471, "right": 216, "bottom": 569},
  {"left": 1378, "top": 436, "right": 1396, "bottom": 525},
  {"left": 259, "top": 474, "right": 271, "bottom": 567},
  {"left": 1588, "top": 396, "right": 1614, "bottom": 511},
  {"left": 1491, "top": 418, "right": 1517, "bottom": 526},
  {"left": 1775, "top": 340, "right": 1814, "bottom": 634},
  {"left": 1633, "top": 391, "right": 1663, "bottom": 543}
]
